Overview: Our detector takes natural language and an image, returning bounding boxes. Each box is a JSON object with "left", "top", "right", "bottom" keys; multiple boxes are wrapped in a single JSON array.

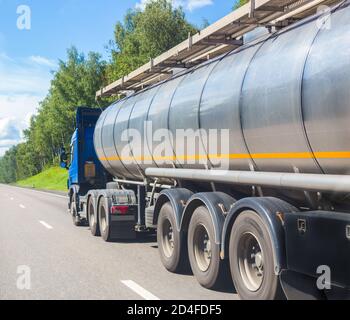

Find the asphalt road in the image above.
[{"left": 0, "top": 184, "right": 238, "bottom": 300}]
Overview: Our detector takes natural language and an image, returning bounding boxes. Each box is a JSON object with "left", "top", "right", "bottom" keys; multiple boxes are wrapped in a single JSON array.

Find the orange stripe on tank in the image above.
[{"left": 99, "top": 151, "right": 350, "bottom": 162}]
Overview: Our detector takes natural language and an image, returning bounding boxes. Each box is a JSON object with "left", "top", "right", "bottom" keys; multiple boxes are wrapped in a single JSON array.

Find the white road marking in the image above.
[
  {"left": 121, "top": 280, "right": 160, "bottom": 300},
  {"left": 39, "top": 221, "right": 53, "bottom": 230},
  {"left": 19, "top": 204, "right": 26, "bottom": 209},
  {"left": 2, "top": 184, "right": 67, "bottom": 199},
  {"left": 29, "top": 190, "right": 67, "bottom": 199}
]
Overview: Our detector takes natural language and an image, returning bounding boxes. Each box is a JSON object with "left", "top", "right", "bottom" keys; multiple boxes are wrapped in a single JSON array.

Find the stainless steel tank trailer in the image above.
[{"left": 61, "top": 1, "right": 350, "bottom": 300}]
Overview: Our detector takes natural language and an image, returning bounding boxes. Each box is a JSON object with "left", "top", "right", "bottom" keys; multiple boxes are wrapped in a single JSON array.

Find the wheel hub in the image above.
[
  {"left": 89, "top": 204, "right": 95, "bottom": 226},
  {"left": 100, "top": 206, "right": 107, "bottom": 233},
  {"left": 238, "top": 232, "right": 264, "bottom": 292},
  {"left": 193, "top": 224, "right": 212, "bottom": 272},
  {"left": 162, "top": 219, "right": 175, "bottom": 258},
  {"left": 254, "top": 252, "right": 263, "bottom": 269},
  {"left": 168, "top": 227, "right": 174, "bottom": 248}
]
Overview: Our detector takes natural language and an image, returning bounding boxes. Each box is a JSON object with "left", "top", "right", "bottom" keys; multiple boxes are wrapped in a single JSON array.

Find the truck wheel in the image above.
[
  {"left": 98, "top": 197, "right": 112, "bottom": 242},
  {"left": 88, "top": 196, "right": 100, "bottom": 236},
  {"left": 157, "top": 202, "right": 187, "bottom": 273},
  {"left": 229, "top": 210, "right": 284, "bottom": 300},
  {"left": 188, "top": 206, "right": 225, "bottom": 289}
]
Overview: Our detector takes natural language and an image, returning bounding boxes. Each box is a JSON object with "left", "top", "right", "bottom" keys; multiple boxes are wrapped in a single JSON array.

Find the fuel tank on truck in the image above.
[{"left": 94, "top": 1, "right": 350, "bottom": 197}]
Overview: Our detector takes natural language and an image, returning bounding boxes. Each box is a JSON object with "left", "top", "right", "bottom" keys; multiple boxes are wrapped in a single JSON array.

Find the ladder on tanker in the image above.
[{"left": 96, "top": 0, "right": 342, "bottom": 99}]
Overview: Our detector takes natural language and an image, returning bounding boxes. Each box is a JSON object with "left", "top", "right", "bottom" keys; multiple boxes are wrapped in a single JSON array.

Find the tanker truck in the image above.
[{"left": 59, "top": 1, "right": 350, "bottom": 300}]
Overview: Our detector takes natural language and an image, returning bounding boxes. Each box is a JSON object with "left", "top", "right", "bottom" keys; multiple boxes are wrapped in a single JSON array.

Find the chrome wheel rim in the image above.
[
  {"left": 237, "top": 232, "right": 264, "bottom": 292},
  {"left": 193, "top": 224, "right": 212, "bottom": 272},
  {"left": 100, "top": 205, "right": 107, "bottom": 233},
  {"left": 89, "top": 203, "right": 95, "bottom": 227},
  {"left": 162, "top": 219, "right": 174, "bottom": 258}
]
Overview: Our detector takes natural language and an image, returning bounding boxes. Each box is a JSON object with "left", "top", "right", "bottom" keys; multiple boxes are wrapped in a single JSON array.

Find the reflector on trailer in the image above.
[{"left": 110, "top": 205, "right": 129, "bottom": 215}]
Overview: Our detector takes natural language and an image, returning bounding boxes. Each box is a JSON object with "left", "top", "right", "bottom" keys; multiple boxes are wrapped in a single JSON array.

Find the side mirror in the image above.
[
  {"left": 60, "top": 161, "right": 68, "bottom": 169},
  {"left": 59, "top": 147, "right": 69, "bottom": 170}
]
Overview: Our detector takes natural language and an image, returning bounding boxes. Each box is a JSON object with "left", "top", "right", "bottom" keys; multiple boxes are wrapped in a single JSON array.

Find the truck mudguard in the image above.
[{"left": 221, "top": 197, "right": 298, "bottom": 274}]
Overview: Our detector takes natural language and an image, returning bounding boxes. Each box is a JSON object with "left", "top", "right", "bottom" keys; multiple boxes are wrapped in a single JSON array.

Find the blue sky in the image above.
[{"left": 0, "top": 0, "right": 235, "bottom": 155}]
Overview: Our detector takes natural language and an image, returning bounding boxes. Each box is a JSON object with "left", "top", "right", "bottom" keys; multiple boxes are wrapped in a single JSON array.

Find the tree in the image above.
[
  {"left": 0, "top": 0, "right": 200, "bottom": 183},
  {"left": 0, "top": 147, "right": 18, "bottom": 183},
  {"left": 0, "top": 47, "right": 108, "bottom": 182},
  {"left": 233, "top": 0, "right": 249, "bottom": 10},
  {"left": 106, "top": 0, "right": 198, "bottom": 82}
]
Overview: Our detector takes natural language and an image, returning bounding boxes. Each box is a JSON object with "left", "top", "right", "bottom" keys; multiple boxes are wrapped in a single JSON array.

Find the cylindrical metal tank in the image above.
[{"left": 94, "top": 2, "right": 350, "bottom": 183}]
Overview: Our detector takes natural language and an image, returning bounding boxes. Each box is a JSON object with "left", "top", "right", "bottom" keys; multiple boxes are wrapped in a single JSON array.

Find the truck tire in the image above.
[
  {"left": 98, "top": 197, "right": 112, "bottom": 242},
  {"left": 188, "top": 206, "right": 226, "bottom": 289},
  {"left": 229, "top": 210, "right": 284, "bottom": 300},
  {"left": 88, "top": 196, "right": 100, "bottom": 237},
  {"left": 157, "top": 202, "right": 187, "bottom": 273}
]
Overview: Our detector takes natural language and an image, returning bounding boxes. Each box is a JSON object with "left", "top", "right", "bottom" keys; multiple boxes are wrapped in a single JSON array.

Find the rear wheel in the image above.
[
  {"left": 188, "top": 206, "right": 227, "bottom": 289},
  {"left": 229, "top": 210, "right": 284, "bottom": 300},
  {"left": 98, "top": 197, "right": 112, "bottom": 242},
  {"left": 157, "top": 202, "right": 187, "bottom": 273},
  {"left": 88, "top": 196, "right": 100, "bottom": 236}
]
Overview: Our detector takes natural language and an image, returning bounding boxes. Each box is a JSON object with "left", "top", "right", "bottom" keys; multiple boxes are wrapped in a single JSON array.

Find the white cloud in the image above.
[
  {"left": 136, "top": 0, "right": 213, "bottom": 11},
  {"left": 185, "top": 0, "right": 213, "bottom": 11},
  {"left": 135, "top": 0, "right": 149, "bottom": 10},
  {"left": 0, "top": 54, "right": 53, "bottom": 95},
  {"left": 0, "top": 118, "right": 20, "bottom": 141},
  {"left": 29, "top": 55, "right": 57, "bottom": 68},
  {"left": 0, "top": 117, "right": 22, "bottom": 156},
  {"left": 0, "top": 94, "right": 43, "bottom": 155},
  {"left": 0, "top": 52, "right": 54, "bottom": 156},
  {"left": 0, "top": 95, "right": 41, "bottom": 122},
  {"left": 0, "top": 52, "right": 12, "bottom": 61}
]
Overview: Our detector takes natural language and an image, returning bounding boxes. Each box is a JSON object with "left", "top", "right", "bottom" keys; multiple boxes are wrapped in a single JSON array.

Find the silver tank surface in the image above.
[{"left": 94, "top": 2, "right": 350, "bottom": 184}]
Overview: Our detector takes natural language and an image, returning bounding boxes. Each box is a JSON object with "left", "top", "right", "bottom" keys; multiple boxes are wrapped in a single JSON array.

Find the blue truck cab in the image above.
[
  {"left": 60, "top": 107, "right": 110, "bottom": 224},
  {"left": 60, "top": 106, "right": 139, "bottom": 238}
]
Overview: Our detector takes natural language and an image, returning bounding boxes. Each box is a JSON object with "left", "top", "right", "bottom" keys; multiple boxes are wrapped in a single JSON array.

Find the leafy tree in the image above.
[
  {"left": 0, "top": 47, "right": 108, "bottom": 182},
  {"left": 0, "top": 147, "right": 18, "bottom": 183},
  {"left": 233, "top": 0, "right": 249, "bottom": 10},
  {"left": 0, "top": 0, "right": 199, "bottom": 184},
  {"left": 107, "top": 0, "right": 198, "bottom": 82}
]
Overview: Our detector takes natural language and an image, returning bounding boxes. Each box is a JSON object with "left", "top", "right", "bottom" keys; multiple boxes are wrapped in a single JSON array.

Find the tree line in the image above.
[{"left": 0, "top": 0, "right": 238, "bottom": 184}]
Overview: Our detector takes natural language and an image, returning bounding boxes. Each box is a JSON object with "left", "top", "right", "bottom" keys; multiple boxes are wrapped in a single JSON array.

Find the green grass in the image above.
[{"left": 16, "top": 167, "right": 68, "bottom": 192}]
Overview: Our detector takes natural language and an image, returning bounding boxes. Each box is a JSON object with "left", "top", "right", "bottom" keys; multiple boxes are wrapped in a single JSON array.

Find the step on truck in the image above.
[{"left": 59, "top": 2, "right": 350, "bottom": 300}]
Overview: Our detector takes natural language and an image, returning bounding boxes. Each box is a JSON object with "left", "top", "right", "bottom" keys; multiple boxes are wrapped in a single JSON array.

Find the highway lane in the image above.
[{"left": 0, "top": 184, "right": 238, "bottom": 300}]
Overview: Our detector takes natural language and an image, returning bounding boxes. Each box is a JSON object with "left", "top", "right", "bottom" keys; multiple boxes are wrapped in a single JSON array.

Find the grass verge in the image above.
[{"left": 16, "top": 167, "right": 68, "bottom": 192}]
